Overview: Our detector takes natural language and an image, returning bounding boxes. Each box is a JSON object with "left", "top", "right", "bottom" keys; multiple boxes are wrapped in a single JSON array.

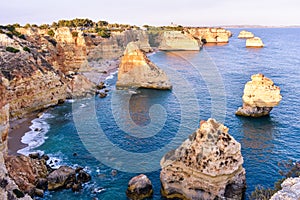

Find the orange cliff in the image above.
[{"left": 117, "top": 42, "right": 172, "bottom": 89}]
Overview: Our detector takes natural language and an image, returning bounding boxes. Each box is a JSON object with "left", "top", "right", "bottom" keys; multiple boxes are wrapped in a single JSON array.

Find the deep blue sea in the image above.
[{"left": 18, "top": 28, "right": 300, "bottom": 199}]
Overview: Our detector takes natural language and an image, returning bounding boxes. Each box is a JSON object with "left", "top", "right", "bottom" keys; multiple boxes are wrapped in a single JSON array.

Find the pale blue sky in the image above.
[{"left": 1, "top": 0, "right": 299, "bottom": 26}]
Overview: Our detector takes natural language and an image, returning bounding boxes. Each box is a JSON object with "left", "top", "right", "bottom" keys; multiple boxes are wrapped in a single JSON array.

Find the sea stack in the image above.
[
  {"left": 246, "top": 37, "right": 264, "bottom": 47},
  {"left": 116, "top": 42, "right": 172, "bottom": 89},
  {"left": 236, "top": 74, "right": 282, "bottom": 117},
  {"left": 160, "top": 118, "right": 246, "bottom": 200},
  {"left": 238, "top": 30, "right": 254, "bottom": 39},
  {"left": 158, "top": 31, "right": 201, "bottom": 51}
]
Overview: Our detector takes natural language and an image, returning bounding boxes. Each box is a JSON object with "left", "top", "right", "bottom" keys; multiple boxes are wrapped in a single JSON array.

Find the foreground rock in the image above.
[
  {"left": 160, "top": 118, "right": 246, "bottom": 200},
  {"left": 246, "top": 37, "right": 264, "bottom": 47},
  {"left": 236, "top": 74, "right": 282, "bottom": 117},
  {"left": 238, "top": 30, "right": 254, "bottom": 39},
  {"left": 4, "top": 153, "right": 91, "bottom": 197},
  {"left": 270, "top": 177, "right": 300, "bottom": 200},
  {"left": 126, "top": 174, "right": 153, "bottom": 200},
  {"left": 5, "top": 155, "right": 48, "bottom": 196},
  {"left": 158, "top": 31, "right": 201, "bottom": 51},
  {"left": 116, "top": 42, "right": 172, "bottom": 89}
]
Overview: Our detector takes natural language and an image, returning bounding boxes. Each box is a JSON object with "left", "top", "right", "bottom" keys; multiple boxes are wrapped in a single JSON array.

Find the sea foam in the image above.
[{"left": 17, "top": 113, "right": 54, "bottom": 155}]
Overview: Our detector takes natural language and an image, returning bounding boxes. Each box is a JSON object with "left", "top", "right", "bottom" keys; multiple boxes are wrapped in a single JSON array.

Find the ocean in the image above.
[{"left": 16, "top": 28, "right": 300, "bottom": 199}]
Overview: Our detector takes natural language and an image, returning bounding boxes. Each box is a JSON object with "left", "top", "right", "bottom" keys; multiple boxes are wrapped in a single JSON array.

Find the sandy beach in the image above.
[{"left": 8, "top": 113, "right": 39, "bottom": 155}]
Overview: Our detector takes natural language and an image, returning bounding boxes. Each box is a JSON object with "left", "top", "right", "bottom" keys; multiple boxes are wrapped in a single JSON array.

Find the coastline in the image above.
[
  {"left": 8, "top": 112, "right": 39, "bottom": 155},
  {"left": 7, "top": 61, "right": 120, "bottom": 156}
]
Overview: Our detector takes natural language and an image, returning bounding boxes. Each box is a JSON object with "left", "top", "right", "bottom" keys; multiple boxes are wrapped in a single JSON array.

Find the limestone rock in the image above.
[
  {"left": 126, "top": 174, "right": 153, "bottom": 200},
  {"left": 186, "top": 27, "right": 232, "bottom": 43},
  {"left": 160, "top": 118, "right": 246, "bottom": 200},
  {"left": 47, "top": 166, "right": 76, "bottom": 190},
  {"left": 246, "top": 37, "right": 264, "bottom": 47},
  {"left": 236, "top": 74, "right": 282, "bottom": 117},
  {"left": 5, "top": 155, "right": 48, "bottom": 196},
  {"left": 159, "top": 31, "right": 201, "bottom": 51},
  {"left": 270, "top": 177, "right": 300, "bottom": 200},
  {"left": 238, "top": 30, "right": 254, "bottom": 39},
  {"left": 116, "top": 42, "right": 172, "bottom": 89}
]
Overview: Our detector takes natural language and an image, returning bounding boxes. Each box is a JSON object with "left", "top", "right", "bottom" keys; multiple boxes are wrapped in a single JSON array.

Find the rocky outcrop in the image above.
[
  {"left": 160, "top": 118, "right": 246, "bottom": 200},
  {"left": 236, "top": 74, "right": 282, "bottom": 117},
  {"left": 116, "top": 42, "right": 172, "bottom": 89},
  {"left": 47, "top": 166, "right": 75, "bottom": 190},
  {"left": 246, "top": 37, "right": 264, "bottom": 47},
  {"left": 186, "top": 27, "right": 232, "bottom": 43},
  {"left": 270, "top": 177, "right": 300, "bottom": 200},
  {"left": 5, "top": 155, "right": 48, "bottom": 196},
  {"left": 158, "top": 31, "right": 201, "bottom": 51},
  {"left": 126, "top": 174, "right": 153, "bottom": 200},
  {"left": 238, "top": 30, "right": 254, "bottom": 39}
]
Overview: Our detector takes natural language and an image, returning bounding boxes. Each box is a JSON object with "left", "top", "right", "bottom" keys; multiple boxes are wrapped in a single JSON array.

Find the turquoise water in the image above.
[{"left": 22, "top": 28, "right": 300, "bottom": 199}]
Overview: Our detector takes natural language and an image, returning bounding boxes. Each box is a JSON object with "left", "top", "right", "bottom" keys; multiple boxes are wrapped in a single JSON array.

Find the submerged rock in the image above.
[
  {"left": 126, "top": 174, "right": 153, "bottom": 200},
  {"left": 160, "top": 118, "right": 246, "bottom": 200},
  {"left": 236, "top": 74, "right": 282, "bottom": 117},
  {"left": 116, "top": 42, "right": 172, "bottom": 90},
  {"left": 238, "top": 30, "right": 254, "bottom": 39},
  {"left": 246, "top": 37, "right": 264, "bottom": 47},
  {"left": 270, "top": 177, "right": 300, "bottom": 200},
  {"left": 158, "top": 31, "right": 201, "bottom": 51}
]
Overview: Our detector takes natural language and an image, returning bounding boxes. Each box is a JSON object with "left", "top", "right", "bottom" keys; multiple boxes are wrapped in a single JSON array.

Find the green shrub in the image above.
[
  {"left": 23, "top": 46, "right": 31, "bottom": 53},
  {"left": 249, "top": 186, "right": 276, "bottom": 200},
  {"left": 39, "top": 24, "right": 50, "bottom": 29},
  {"left": 18, "top": 34, "right": 26, "bottom": 40},
  {"left": 72, "top": 31, "right": 78, "bottom": 37},
  {"left": 24, "top": 23, "right": 31, "bottom": 29},
  {"left": 6, "top": 33, "right": 13, "bottom": 39},
  {"left": 6, "top": 46, "right": 20, "bottom": 53},
  {"left": 97, "top": 29, "right": 111, "bottom": 38},
  {"left": 47, "top": 29, "right": 55, "bottom": 37}
]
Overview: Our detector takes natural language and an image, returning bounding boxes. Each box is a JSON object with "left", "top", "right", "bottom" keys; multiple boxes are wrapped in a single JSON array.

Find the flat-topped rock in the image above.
[
  {"left": 160, "top": 118, "right": 246, "bottom": 200},
  {"left": 236, "top": 74, "right": 282, "bottom": 117},
  {"left": 158, "top": 31, "right": 201, "bottom": 51},
  {"left": 238, "top": 30, "right": 254, "bottom": 39},
  {"left": 116, "top": 42, "right": 172, "bottom": 89},
  {"left": 246, "top": 37, "right": 264, "bottom": 47}
]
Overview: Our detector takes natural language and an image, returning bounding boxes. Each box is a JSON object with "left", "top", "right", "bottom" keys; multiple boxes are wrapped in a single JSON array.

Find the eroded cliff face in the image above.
[
  {"left": 185, "top": 27, "right": 232, "bottom": 43},
  {"left": 236, "top": 74, "right": 282, "bottom": 117},
  {"left": 116, "top": 42, "right": 171, "bottom": 89},
  {"left": 270, "top": 177, "right": 300, "bottom": 200},
  {"left": 0, "top": 77, "right": 32, "bottom": 200},
  {"left": 160, "top": 118, "right": 246, "bottom": 200},
  {"left": 158, "top": 31, "right": 201, "bottom": 51}
]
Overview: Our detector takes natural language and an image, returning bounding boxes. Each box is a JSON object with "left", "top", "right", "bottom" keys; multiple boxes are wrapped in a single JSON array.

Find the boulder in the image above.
[
  {"left": 116, "top": 42, "right": 172, "bottom": 90},
  {"left": 246, "top": 37, "right": 264, "bottom": 47},
  {"left": 47, "top": 166, "right": 76, "bottom": 190},
  {"left": 160, "top": 118, "right": 246, "bottom": 200},
  {"left": 126, "top": 174, "right": 153, "bottom": 200},
  {"left": 236, "top": 74, "right": 282, "bottom": 117},
  {"left": 159, "top": 31, "right": 201, "bottom": 51},
  {"left": 5, "top": 155, "right": 48, "bottom": 196},
  {"left": 238, "top": 30, "right": 254, "bottom": 39},
  {"left": 270, "top": 177, "right": 300, "bottom": 200}
]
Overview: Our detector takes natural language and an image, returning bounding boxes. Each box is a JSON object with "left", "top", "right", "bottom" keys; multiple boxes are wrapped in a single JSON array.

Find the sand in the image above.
[{"left": 8, "top": 113, "right": 38, "bottom": 155}]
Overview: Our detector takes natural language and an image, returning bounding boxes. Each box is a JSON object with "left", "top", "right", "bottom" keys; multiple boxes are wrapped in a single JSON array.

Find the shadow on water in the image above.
[{"left": 239, "top": 116, "right": 276, "bottom": 162}]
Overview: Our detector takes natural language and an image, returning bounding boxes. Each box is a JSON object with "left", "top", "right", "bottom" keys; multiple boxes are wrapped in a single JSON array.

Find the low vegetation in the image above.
[
  {"left": 249, "top": 160, "right": 300, "bottom": 200},
  {"left": 6, "top": 46, "right": 20, "bottom": 53},
  {"left": 23, "top": 46, "right": 31, "bottom": 53},
  {"left": 0, "top": 25, "right": 25, "bottom": 40}
]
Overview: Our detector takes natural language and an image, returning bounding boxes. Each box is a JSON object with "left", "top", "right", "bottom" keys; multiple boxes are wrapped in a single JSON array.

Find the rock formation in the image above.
[
  {"left": 186, "top": 27, "right": 232, "bottom": 43},
  {"left": 160, "top": 118, "right": 246, "bottom": 200},
  {"left": 236, "top": 74, "right": 282, "bottom": 117},
  {"left": 5, "top": 155, "right": 48, "bottom": 196},
  {"left": 270, "top": 177, "right": 300, "bottom": 200},
  {"left": 238, "top": 30, "right": 254, "bottom": 39},
  {"left": 126, "top": 174, "right": 153, "bottom": 200},
  {"left": 116, "top": 42, "right": 172, "bottom": 89},
  {"left": 158, "top": 31, "right": 201, "bottom": 51},
  {"left": 246, "top": 37, "right": 264, "bottom": 47}
]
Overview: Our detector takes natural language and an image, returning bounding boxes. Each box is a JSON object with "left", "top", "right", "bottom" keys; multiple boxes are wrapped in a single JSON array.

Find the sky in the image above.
[{"left": 1, "top": 0, "right": 299, "bottom": 26}]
